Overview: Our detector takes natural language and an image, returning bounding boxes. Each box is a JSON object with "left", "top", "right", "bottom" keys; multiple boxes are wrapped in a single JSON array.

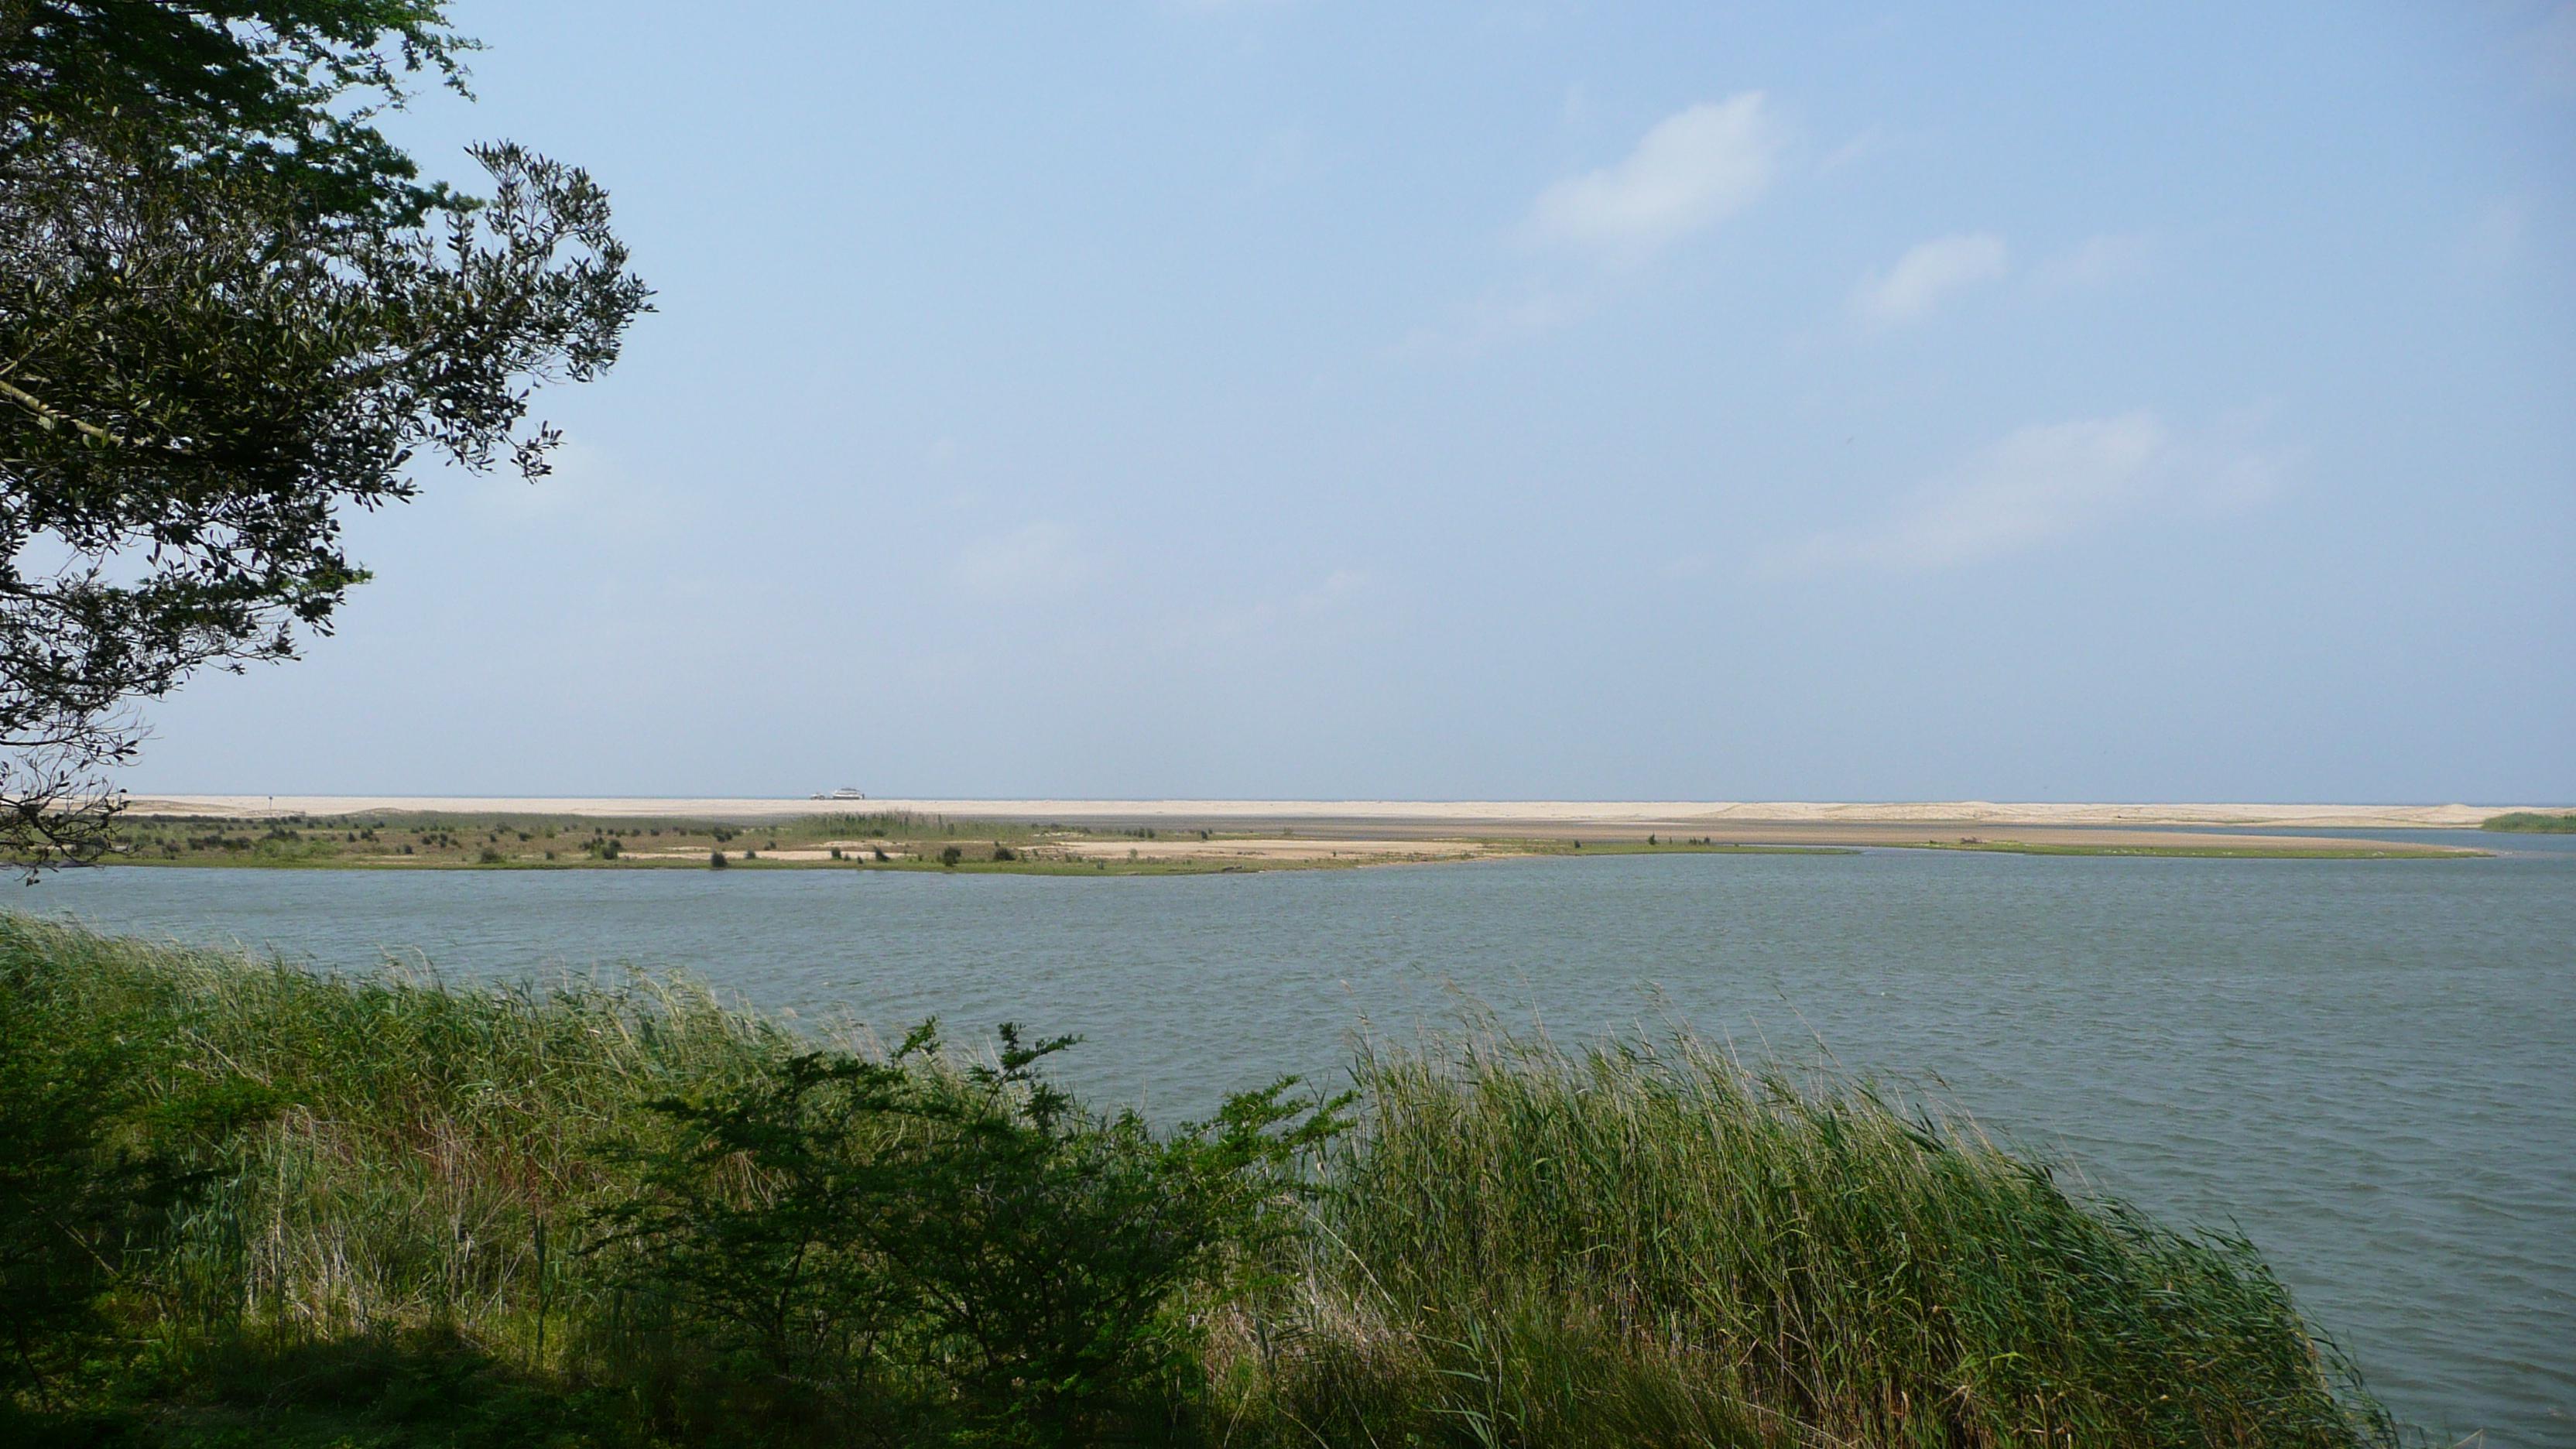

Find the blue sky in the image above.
[{"left": 132, "top": 2, "right": 2575, "bottom": 802}]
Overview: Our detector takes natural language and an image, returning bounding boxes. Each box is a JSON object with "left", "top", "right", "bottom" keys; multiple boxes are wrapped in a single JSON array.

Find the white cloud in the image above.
[
  {"left": 1765, "top": 413, "right": 2287, "bottom": 575},
  {"left": 1818, "top": 127, "right": 1885, "bottom": 173},
  {"left": 1848, "top": 232, "right": 2008, "bottom": 326},
  {"left": 951, "top": 522, "right": 1093, "bottom": 594},
  {"left": 1526, "top": 94, "right": 1783, "bottom": 262},
  {"left": 461, "top": 439, "right": 677, "bottom": 540},
  {"left": 1166, "top": 569, "right": 1368, "bottom": 648},
  {"left": 1397, "top": 286, "right": 1594, "bottom": 357},
  {"left": 2032, "top": 232, "right": 2156, "bottom": 291}
]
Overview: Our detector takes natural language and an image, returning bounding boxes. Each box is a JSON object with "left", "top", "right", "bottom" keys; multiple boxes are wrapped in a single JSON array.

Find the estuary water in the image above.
[{"left": 23, "top": 836, "right": 2574, "bottom": 1444}]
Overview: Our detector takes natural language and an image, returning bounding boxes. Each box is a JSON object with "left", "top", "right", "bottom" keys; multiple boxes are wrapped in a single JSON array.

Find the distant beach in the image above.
[{"left": 118, "top": 796, "right": 2513, "bottom": 865}]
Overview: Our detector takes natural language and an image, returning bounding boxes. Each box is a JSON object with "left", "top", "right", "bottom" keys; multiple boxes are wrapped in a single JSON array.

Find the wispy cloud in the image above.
[
  {"left": 1765, "top": 413, "right": 2287, "bottom": 575},
  {"left": 2032, "top": 232, "right": 2155, "bottom": 292},
  {"left": 1166, "top": 568, "right": 1368, "bottom": 648},
  {"left": 1406, "top": 94, "right": 1783, "bottom": 355},
  {"left": 1526, "top": 94, "right": 1783, "bottom": 263},
  {"left": 951, "top": 522, "right": 1094, "bottom": 594},
  {"left": 1817, "top": 127, "right": 1886, "bottom": 173},
  {"left": 461, "top": 439, "right": 679, "bottom": 540},
  {"left": 1849, "top": 232, "right": 2008, "bottom": 326},
  {"left": 1396, "top": 286, "right": 1594, "bottom": 357}
]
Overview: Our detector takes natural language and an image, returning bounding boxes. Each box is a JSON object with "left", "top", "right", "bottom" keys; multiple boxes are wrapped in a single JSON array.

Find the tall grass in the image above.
[
  {"left": 1213, "top": 1030, "right": 2389, "bottom": 1447},
  {"left": 1, "top": 913, "right": 789, "bottom": 1365},
  {"left": 1, "top": 915, "right": 2394, "bottom": 1447}
]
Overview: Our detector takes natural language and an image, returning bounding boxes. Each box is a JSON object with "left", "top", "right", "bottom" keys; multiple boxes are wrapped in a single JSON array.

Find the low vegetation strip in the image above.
[
  {"left": 1, "top": 916, "right": 2394, "bottom": 1447},
  {"left": 2480, "top": 810, "right": 2576, "bottom": 833},
  {"left": 91, "top": 810, "right": 1513, "bottom": 875}
]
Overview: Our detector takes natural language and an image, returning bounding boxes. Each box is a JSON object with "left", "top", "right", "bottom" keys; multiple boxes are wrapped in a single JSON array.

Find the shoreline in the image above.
[
  {"left": 95, "top": 802, "right": 2486, "bottom": 870},
  {"left": 127, "top": 794, "right": 2527, "bottom": 830}
]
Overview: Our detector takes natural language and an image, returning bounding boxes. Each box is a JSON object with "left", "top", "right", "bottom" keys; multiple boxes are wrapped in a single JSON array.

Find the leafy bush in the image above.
[{"left": 592, "top": 1025, "right": 1345, "bottom": 1444}]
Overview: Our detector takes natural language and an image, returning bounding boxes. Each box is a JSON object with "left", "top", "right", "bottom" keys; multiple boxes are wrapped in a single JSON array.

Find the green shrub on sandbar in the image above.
[
  {"left": 2481, "top": 810, "right": 2576, "bottom": 833},
  {"left": 0, "top": 915, "right": 2393, "bottom": 1447}
]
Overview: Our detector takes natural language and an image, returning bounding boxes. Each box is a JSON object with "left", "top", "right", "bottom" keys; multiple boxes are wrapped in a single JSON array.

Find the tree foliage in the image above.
[{"left": 0, "top": 2, "right": 649, "bottom": 867}]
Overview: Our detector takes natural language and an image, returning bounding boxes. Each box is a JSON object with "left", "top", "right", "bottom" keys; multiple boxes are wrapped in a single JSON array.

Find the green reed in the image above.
[{"left": 1211, "top": 1028, "right": 2395, "bottom": 1447}]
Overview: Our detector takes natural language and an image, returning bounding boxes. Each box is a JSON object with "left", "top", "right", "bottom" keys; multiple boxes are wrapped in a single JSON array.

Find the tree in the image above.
[{"left": 0, "top": 2, "right": 649, "bottom": 868}]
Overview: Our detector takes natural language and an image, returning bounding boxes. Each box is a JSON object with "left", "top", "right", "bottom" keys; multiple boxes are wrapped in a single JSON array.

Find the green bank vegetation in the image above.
[
  {"left": 3, "top": 916, "right": 2393, "bottom": 1447},
  {"left": 98, "top": 811, "right": 1204, "bottom": 875},
  {"left": 2479, "top": 810, "right": 2576, "bottom": 834}
]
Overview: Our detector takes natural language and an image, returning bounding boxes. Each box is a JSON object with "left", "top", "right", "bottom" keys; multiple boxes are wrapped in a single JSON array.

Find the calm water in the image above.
[{"left": 23, "top": 838, "right": 2575, "bottom": 1444}]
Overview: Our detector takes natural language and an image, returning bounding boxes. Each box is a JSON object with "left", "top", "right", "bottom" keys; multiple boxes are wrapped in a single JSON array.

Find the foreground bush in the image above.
[
  {"left": 596, "top": 1025, "right": 1343, "bottom": 1443},
  {"left": 0, "top": 915, "right": 2393, "bottom": 1447}
]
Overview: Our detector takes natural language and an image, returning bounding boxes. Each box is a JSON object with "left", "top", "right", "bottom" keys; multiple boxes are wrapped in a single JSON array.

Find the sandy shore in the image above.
[
  {"left": 128, "top": 796, "right": 2523, "bottom": 831},
  {"left": 602, "top": 837, "right": 1509, "bottom": 867}
]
